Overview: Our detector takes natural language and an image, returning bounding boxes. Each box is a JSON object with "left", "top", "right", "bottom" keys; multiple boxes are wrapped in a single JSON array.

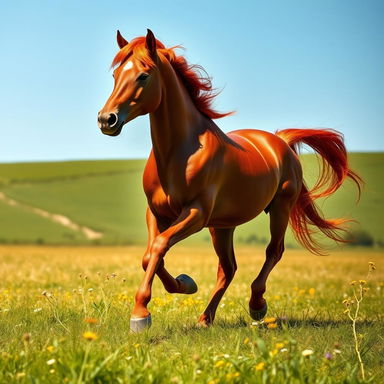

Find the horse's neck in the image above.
[{"left": 149, "top": 63, "right": 204, "bottom": 172}]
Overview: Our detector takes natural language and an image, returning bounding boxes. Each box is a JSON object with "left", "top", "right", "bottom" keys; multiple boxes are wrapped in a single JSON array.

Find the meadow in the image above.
[
  {"left": 0, "top": 245, "right": 382, "bottom": 383},
  {"left": 0, "top": 153, "right": 383, "bottom": 383}
]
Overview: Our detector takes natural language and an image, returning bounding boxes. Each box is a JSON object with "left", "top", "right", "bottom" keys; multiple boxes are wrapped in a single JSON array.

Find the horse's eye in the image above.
[{"left": 137, "top": 73, "right": 149, "bottom": 81}]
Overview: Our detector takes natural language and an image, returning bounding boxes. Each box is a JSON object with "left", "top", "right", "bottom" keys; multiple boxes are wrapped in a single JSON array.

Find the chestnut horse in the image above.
[{"left": 98, "top": 30, "right": 361, "bottom": 332}]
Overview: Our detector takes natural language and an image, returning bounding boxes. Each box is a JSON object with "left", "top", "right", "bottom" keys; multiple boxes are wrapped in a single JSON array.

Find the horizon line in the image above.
[{"left": 1, "top": 151, "right": 383, "bottom": 165}]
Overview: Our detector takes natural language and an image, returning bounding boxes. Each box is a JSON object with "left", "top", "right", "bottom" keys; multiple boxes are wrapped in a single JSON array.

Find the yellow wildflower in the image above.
[
  {"left": 269, "top": 349, "right": 278, "bottom": 357},
  {"left": 275, "top": 342, "right": 285, "bottom": 350},
  {"left": 134, "top": 343, "right": 140, "bottom": 348},
  {"left": 214, "top": 360, "right": 225, "bottom": 368},
  {"left": 82, "top": 331, "right": 98, "bottom": 341},
  {"left": 243, "top": 337, "right": 250, "bottom": 344},
  {"left": 46, "top": 345, "right": 55, "bottom": 353},
  {"left": 267, "top": 323, "right": 278, "bottom": 329},
  {"left": 264, "top": 317, "right": 277, "bottom": 324},
  {"left": 255, "top": 362, "right": 265, "bottom": 371},
  {"left": 350, "top": 281, "right": 357, "bottom": 286},
  {"left": 359, "top": 280, "right": 367, "bottom": 285},
  {"left": 309, "top": 288, "right": 316, "bottom": 296},
  {"left": 226, "top": 372, "right": 240, "bottom": 380}
]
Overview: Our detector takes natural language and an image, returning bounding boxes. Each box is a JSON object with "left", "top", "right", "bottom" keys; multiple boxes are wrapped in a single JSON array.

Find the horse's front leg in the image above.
[
  {"left": 142, "top": 207, "right": 197, "bottom": 294},
  {"left": 130, "top": 202, "right": 208, "bottom": 332}
]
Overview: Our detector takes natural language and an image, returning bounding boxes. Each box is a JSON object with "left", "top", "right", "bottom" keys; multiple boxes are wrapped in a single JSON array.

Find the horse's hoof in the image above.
[
  {"left": 249, "top": 302, "right": 268, "bottom": 321},
  {"left": 197, "top": 314, "right": 213, "bottom": 328},
  {"left": 176, "top": 274, "right": 198, "bottom": 294},
  {"left": 130, "top": 315, "right": 152, "bottom": 333},
  {"left": 196, "top": 320, "right": 210, "bottom": 328}
]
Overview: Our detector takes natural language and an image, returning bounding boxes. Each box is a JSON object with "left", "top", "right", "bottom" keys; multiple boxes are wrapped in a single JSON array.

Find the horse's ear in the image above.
[
  {"left": 145, "top": 29, "right": 157, "bottom": 60},
  {"left": 117, "top": 30, "right": 129, "bottom": 49}
]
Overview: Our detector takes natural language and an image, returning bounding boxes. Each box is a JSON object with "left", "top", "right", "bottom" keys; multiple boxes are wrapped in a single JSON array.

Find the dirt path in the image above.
[{"left": 0, "top": 192, "right": 103, "bottom": 240}]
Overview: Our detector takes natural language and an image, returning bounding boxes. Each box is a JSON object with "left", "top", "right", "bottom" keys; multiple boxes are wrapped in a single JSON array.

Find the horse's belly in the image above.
[
  {"left": 208, "top": 136, "right": 281, "bottom": 227},
  {"left": 208, "top": 177, "right": 277, "bottom": 227}
]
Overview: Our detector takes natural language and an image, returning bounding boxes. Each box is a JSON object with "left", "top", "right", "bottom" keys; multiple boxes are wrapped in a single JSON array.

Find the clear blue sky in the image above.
[{"left": 0, "top": 0, "right": 383, "bottom": 162}]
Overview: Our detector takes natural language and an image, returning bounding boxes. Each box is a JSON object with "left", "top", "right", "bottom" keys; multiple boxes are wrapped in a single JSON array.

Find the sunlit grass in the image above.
[{"left": 0, "top": 245, "right": 382, "bottom": 383}]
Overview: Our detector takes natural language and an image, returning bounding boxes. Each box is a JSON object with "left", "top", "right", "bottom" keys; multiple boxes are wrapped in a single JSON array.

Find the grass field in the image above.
[
  {"left": 0, "top": 153, "right": 382, "bottom": 381},
  {"left": 0, "top": 245, "right": 382, "bottom": 383},
  {"left": 0, "top": 153, "right": 383, "bottom": 247}
]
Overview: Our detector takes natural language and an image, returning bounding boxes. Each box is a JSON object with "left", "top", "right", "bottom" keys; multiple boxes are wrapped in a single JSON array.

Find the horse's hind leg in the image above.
[
  {"left": 249, "top": 189, "right": 296, "bottom": 320},
  {"left": 198, "top": 227, "right": 237, "bottom": 326}
]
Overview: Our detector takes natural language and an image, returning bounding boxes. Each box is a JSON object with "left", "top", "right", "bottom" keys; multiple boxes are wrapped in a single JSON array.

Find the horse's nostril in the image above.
[{"left": 108, "top": 113, "right": 118, "bottom": 127}]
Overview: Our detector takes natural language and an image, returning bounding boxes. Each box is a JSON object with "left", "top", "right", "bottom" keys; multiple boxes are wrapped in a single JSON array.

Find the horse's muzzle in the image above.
[{"left": 97, "top": 112, "right": 123, "bottom": 136}]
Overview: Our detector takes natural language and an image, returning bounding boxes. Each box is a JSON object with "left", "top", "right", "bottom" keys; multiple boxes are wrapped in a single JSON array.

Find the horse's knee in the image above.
[
  {"left": 142, "top": 252, "right": 165, "bottom": 272},
  {"left": 151, "top": 235, "right": 169, "bottom": 257},
  {"left": 142, "top": 235, "right": 169, "bottom": 272},
  {"left": 142, "top": 253, "right": 150, "bottom": 271}
]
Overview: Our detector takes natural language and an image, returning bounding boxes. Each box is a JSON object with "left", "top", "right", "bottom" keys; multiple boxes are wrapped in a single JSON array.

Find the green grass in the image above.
[
  {"left": 0, "top": 245, "right": 382, "bottom": 383},
  {"left": 0, "top": 153, "right": 383, "bottom": 245}
]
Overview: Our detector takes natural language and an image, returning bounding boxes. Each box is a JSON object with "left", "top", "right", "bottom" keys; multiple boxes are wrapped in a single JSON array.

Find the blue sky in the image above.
[{"left": 0, "top": 0, "right": 383, "bottom": 162}]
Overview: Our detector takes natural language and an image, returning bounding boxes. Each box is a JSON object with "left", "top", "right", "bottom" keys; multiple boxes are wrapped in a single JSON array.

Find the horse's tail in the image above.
[{"left": 276, "top": 128, "right": 363, "bottom": 255}]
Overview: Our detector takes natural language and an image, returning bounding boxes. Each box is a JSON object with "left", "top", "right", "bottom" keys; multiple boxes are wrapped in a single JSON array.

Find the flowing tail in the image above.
[{"left": 276, "top": 128, "right": 363, "bottom": 255}]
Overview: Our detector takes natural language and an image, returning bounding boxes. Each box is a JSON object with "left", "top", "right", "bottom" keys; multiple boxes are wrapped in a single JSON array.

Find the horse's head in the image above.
[{"left": 98, "top": 29, "right": 162, "bottom": 136}]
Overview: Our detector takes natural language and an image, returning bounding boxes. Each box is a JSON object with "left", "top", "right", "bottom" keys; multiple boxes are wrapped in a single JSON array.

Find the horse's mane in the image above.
[{"left": 111, "top": 37, "right": 233, "bottom": 120}]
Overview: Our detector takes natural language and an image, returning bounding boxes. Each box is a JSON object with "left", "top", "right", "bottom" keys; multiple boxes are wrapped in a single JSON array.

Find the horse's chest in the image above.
[
  {"left": 145, "top": 183, "right": 182, "bottom": 221},
  {"left": 142, "top": 151, "right": 208, "bottom": 220}
]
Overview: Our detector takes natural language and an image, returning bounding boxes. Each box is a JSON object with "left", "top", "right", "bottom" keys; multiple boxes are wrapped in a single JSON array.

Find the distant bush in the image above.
[
  {"left": 238, "top": 234, "right": 269, "bottom": 245},
  {"left": 376, "top": 239, "right": 384, "bottom": 248},
  {"left": 345, "top": 230, "right": 374, "bottom": 247}
]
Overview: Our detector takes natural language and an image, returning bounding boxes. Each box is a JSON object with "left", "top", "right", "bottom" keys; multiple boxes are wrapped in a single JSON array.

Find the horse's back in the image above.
[
  {"left": 227, "top": 129, "right": 301, "bottom": 181},
  {"left": 227, "top": 129, "right": 293, "bottom": 162}
]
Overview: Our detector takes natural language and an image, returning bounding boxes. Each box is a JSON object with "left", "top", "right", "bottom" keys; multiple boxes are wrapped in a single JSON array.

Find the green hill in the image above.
[{"left": 0, "top": 153, "right": 382, "bottom": 247}]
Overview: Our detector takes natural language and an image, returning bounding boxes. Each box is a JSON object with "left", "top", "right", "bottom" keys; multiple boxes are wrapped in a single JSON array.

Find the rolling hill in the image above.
[{"left": 0, "top": 153, "right": 382, "bottom": 247}]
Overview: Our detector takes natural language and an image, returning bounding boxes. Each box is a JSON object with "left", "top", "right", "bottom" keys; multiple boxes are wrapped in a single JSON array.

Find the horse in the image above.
[{"left": 98, "top": 29, "right": 362, "bottom": 332}]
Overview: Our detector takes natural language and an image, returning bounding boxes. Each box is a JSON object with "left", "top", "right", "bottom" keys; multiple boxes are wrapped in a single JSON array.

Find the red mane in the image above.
[{"left": 112, "top": 37, "right": 233, "bottom": 119}]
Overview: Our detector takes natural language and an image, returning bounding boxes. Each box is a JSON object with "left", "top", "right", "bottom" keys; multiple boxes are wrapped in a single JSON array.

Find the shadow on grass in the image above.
[
  {"left": 145, "top": 315, "right": 379, "bottom": 343},
  {"left": 172, "top": 316, "right": 377, "bottom": 333},
  {"left": 280, "top": 318, "right": 376, "bottom": 329}
]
